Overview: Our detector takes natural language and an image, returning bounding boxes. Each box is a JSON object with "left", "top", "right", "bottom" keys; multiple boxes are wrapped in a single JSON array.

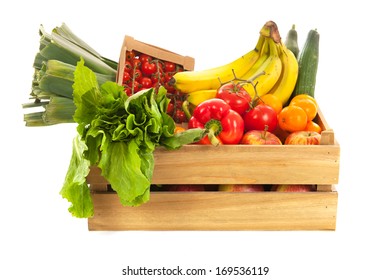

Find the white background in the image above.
[{"left": 1, "top": 0, "right": 390, "bottom": 279}]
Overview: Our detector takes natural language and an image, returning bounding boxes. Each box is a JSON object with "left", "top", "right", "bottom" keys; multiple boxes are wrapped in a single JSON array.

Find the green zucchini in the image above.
[
  {"left": 284, "top": 24, "right": 299, "bottom": 58},
  {"left": 292, "top": 29, "right": 320, "bottom": 98}
]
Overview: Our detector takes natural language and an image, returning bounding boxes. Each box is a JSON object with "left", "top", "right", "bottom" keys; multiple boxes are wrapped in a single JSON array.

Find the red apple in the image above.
[
  {"left": 163, "top": 185, "right": 206, "bottom": 191},
  {"left": 219, "top": 184, "right": 265, "bottom": 192},
  {"left": 240, "top": 130, "right": 282, "bottom": 145},
  {"left": 284, "top": 131, "right": 321, "bottom": 145},
  {"left": 271, "top": 184, "right": 315, "bottom": 192}
]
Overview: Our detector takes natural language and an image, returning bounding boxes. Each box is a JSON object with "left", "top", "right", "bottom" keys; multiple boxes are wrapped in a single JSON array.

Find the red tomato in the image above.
[
  {"left": 151, "top": 72, "right": 164, "bottom": 84},
  {"left": 164, "top": 61, "right": 176, "bottom": 72},
  {"left": 126, "top": 50, "right": 137, "bottom": 61},
  {"left": 244, "top": 104, "right": 278, "bottom": 132},
  {"left": 132, "top": 68, "right": 143, "bottom": 82},
  {"left": 166, "top": 101, "right": 175, "bottom": 115},
  {"left": 140, "top": 76, "right": 152, "bottom": 88},
  {"left": 141, "top": 61, "right": 157, "bottom": 76},
  {"left": 124, "top": 85, "right": 132, "bottom": 96},
  {"left": 139, "top": 54, "right": 152, "bottom": 63},
  {"left": 124, "top": 60, "right": 133, "bottom": 73},
  {"left": 128, "top": 80, "right": 141, "bottom": 93},
  {"left": 122, "top": 71, "right": 131, "bottom": 83},
  {"left": 132, "top": 58, "right": 141, "bottom": 69},
  {"left": 174, "top": 109, "right": 187, "bottom": 123},
  {"left": 216, "top": 82, "right": 251, "bottom": 115}
]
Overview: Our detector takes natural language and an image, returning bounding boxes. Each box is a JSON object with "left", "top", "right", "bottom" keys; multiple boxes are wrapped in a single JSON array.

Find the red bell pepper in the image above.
[{"left": 188, "top": 98, "right": 244, "bottom": 145}]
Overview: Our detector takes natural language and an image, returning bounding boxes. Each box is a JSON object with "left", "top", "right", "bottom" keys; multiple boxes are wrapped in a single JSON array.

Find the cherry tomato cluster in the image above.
[{"left": 122, "top": 50, "right": 188, "bottom": 123}]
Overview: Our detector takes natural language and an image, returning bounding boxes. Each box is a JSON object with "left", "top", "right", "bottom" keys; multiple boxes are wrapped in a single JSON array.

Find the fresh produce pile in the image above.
[
  {"left": 23, "top": 20, "right": 322, "bottom": 218},
  {"left": 170, "top": 21, "right": 321, "bottom": 146}
]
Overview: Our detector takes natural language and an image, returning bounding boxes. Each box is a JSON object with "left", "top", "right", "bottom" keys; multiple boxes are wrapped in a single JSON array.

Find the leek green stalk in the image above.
[{"left": 23, "top": 23, "right": 118, "bottom": 126}]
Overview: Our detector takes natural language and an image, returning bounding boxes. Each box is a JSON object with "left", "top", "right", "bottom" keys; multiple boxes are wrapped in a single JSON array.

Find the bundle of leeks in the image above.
[{"left": 22, "top": 23, "right": 118, "bottom": 126}]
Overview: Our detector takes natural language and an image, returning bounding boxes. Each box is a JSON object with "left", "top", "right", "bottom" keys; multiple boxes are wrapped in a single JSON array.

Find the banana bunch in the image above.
[{"left": 171, "top": 21, "right": 299, "bottom": 107}]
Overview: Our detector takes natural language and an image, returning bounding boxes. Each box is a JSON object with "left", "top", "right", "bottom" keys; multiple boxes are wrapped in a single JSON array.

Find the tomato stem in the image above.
[{"left": 217, "top": 69, "right": 264, "bottom": 109}]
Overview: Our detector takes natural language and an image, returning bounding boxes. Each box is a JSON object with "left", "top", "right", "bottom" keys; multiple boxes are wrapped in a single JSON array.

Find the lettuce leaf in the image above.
[
  {"left": 60, "top": 136, "right": 93, "bottom": 218},
  {"left": 60, "top": 59, "right": 205, "bottom": 218}
]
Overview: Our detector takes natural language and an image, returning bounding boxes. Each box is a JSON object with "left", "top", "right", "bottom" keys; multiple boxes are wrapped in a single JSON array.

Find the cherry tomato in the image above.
[
  {"left": 139, "top": 54, "right": 152, "bottom": 63},
  {"left": 126, "top": 50, "right": 137, "bottom": 61},
  {"left": 151, "top": 72, "right": 164, "bottom": 84},
  {"left": 141, "top": 61, "right": 157, "bottom": 76},
  {"left": 132, "top": 58, "right": 141, "bottom": 69},
  {"left": 166, "top": 101, "right": 175, "bottom": 115},
  {"left": 122, "top": 71, "right": 131, "bottom": 83},
  {"left": 244, "top": 104, "right": 278, "bottom": 132},
  {"left": 165, "top": 61, "right": 176, "bottom": 72},
  {"left": 174, "top": 109, "right": 187, "bottom": 123},
  {"left": 124, "top": 60, "right": 133, "bottom": 73},
  {"left": 131, "top": 68, "right": 143, "bottom": 82},
  {"left": 124, "top": 85, "right": 132, "bottom": 96},
  {"left": 164, "top": 81, "right": 176, "bottom": 93},
  {"left": 140, "top": 76, "right": 153, "bottom": 89},
  {"left": 216, "top": 82, "right": 251, "bottom": 116},
  {"left": 128, "top": 80, "right": 142, "bottom": 94}
]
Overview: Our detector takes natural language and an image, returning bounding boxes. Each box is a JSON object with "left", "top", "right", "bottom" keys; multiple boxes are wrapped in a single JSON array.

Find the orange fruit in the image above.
[
  {"left": 278, "top": 105, "right": 308, "bottom": 132},
  {"left": 290, "top": 94, "right": 318, "bottom": 121},
  {"left": 304, "top": 120, "right": 322, "bottom": 134},
  {"left": 257, "top": 94, "right": 283, "bottom": 114},
  {"left": 174, "top": 126, "right": 186, "bottom": 134},
  {"left": 291, "top": 94, "right": 318, "bottom": 107}
]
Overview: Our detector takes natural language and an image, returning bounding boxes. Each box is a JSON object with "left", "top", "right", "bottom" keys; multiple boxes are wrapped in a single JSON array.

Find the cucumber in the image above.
[
  {"left": 284, "top": 24, "right": 299, "bottom": 58},
  {"left": 292, "top": 29, "right": 320, "bottom": 98}
]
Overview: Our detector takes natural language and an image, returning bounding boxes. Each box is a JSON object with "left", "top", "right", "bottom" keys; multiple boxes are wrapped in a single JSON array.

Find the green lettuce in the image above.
[{"left": 60, "top": 59, "right": 205, "bottom": 218}]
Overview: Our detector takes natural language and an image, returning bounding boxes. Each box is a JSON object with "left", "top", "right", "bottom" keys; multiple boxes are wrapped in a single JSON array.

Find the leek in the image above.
[{"left": 23, "top": 23, "right": 118, "bottom": 126}]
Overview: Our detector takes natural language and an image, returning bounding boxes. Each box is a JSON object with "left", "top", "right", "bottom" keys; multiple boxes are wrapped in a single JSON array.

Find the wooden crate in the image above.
[{"left": 87, "top": 108, "right": 340, "bottom": 231}]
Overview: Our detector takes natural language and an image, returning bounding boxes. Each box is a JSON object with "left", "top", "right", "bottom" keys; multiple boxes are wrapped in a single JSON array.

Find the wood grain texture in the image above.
[
  {"left": 88, "top": 191, "right": 338, "bottom": 231},
  {"left": 152, "top": 144, "right": 339, "bottom": 185}
]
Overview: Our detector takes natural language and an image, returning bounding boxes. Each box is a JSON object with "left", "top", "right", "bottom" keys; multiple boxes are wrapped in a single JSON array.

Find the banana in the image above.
[
  {"left": 241, "top": 37, "right": 282, "bottom": 99},
  {"left": 185, "top": 40, "right": 269, "bottom": 107},
  {"left": 186, "top": 89, "right": 217, "bottom": 106},
  {"left": 268, "top": 43, "right": 299, "bottom": 105},
  {"left": 170, "top": 34, "right": 266, "bottom": 93},
  {"left": 237, "top": 37, "right": 270, "bottom": 81}
]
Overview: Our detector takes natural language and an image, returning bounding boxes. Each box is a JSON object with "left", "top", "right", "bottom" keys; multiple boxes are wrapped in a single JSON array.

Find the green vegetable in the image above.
[
  {"left": 284, "top": 24, "right": 299, "bottom": 58},
  {"left": 60, "top": 59, "right": 205, "bottom": 218},
  {"left": 292, "top": 29, "right": 320, "bottom": 98},
  {"left": 23, "top": 23, "right": 117, "bottom": 126}
]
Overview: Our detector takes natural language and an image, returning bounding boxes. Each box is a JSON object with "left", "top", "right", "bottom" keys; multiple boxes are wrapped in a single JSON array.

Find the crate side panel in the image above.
[
  {"left": 152, "top": 145, "right": 340, "bottom": 185},
  {"left": 88, "top": 192, "right": 338, "bottom": 231}
]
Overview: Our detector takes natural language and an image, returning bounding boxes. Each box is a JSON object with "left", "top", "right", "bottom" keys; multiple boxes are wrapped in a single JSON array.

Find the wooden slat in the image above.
[
  {"left": 317, "top": 184, "right": 336, "bottom": 192},
  {"left": 152, "top": 144, "right": 340, "bottom": 185},
  {"left": 88, "top": 191, "right": 338, "bottom": 231},
  {"left": 86, "top": 143, "right": 339, "bottom": 186}
]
